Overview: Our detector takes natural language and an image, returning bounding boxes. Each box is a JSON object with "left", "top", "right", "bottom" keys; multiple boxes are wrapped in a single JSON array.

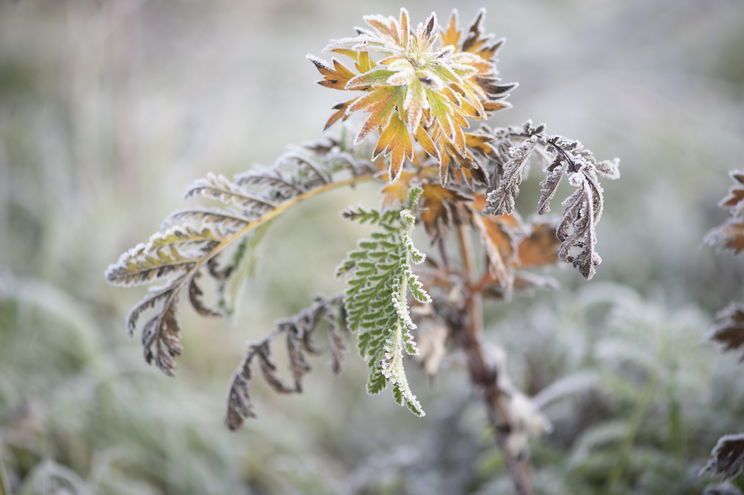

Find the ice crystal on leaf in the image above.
[
  {"left": 337, "top": 187, "right": 430, "bottom": 416},
  {"left": 308, "top": 8, "right": 514, "bottom": 184}
]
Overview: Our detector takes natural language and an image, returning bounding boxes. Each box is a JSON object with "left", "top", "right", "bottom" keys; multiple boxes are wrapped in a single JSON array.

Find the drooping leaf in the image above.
[
  {"left": 707, "top": 304, "right": 744, "bottom": 361},
  {"left": 420, "top": 183, "right": 471, "bottom": 240},
  {"left": 106, "top": 138, "right": 375, "bottom": 376},
  {"left": 339, "top": 187, "right": 430, "bottom": 416},
  {"left": 702, "top": 433, "right": 744, "bottom": 481},
  {"left": 706, "top": 171, "right": 744, "bottom": 254},
  {"left": 485, "top": 121, "right": 620, "bottom": 279},
  {"left": 225, "top": 295, "right": 346, "bottom": 430}
]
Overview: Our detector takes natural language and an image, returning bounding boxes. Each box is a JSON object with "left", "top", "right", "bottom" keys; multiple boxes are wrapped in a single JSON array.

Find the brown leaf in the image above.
[
  {"left": 707, "top": 304, "right": 744, "bottom": 361},
  {"left": 188, "top": 272, "right": 221, "bottom": 317},
  {"left": 440, "top": 10, "right": 461, "bottom": 47},
  {"left": 420, "top": 183, "right": 471, "bottom": 239},
  {"left": 702, "top": 433, "right": 744, "bottom": 480},
  {"left": 706, "top": 219, "right": 744, "bottom": 254},
  {"left": 721, "top": 170, "right": 744, "bottom": 213}
]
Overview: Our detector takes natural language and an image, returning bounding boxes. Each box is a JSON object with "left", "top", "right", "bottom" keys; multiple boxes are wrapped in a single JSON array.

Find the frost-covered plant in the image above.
[
  {"left": 105, "top": 9, "right": 619, "bottom": 494},
  {"left": 703, "top": 170, "right": 744, "bottom": 482}
]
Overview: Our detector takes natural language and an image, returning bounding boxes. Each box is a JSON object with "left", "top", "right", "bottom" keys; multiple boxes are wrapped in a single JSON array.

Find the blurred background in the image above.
[{"left": 2, "top": 0, "right": 744, "bottom": 493}]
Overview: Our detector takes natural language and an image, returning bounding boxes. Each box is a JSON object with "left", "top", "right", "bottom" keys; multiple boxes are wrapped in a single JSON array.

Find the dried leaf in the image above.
[
  {"left": 485, "top": 122, "right": 619, "bottom": 279},
  {"left": 107, "top": 141, "right": 375, "bottom": 377},
  {"left": 707, "top": 304, "right": 744, "bottom": 361},
  {"left": 420, "top": 183, "right": 471, "bottom": 240},
  {"left": 707, "top": 219, "right": 744, "bottom": 255},
  {"left": 224, "top": 295, "right": 347, "bottom": 430},
  {"left": 702, "top": 433, "right": 744, "bottom": 480}
]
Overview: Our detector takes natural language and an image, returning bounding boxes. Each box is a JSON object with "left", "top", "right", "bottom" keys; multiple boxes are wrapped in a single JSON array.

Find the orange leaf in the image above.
[
  {"left": 473, "top": 214, "right": 516, "bottom": 288},
  {"left": 307, "top": 55, "right": 356, "bottom": 90},
  {"left": 440, "top": 10, "right": 461, "bottom": 47},
  {"left": 374, "top": 113, "right": 413, "bottom": 181},
  {"left": 351, "top": 87, "right": 402, "bottom": 143},
  {"left": 465, "top": 132, "right": 495, "bottom": 156},
  {"left": 382, "top": 170, "right": 417, "bottom": 205},
  {"left": 517, "top": 223, "right": 560, "bottom": 267},
  {"left": 420, "top": 184, "right": 470, "bottom": 239},
  {"left": 323, "top": 98, "right": 358, "bottom": 130}
]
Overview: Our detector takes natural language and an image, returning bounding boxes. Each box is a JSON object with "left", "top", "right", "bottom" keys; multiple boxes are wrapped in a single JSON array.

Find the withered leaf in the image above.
[
  {"left": 702, "top": 433, "right": 744, "bottom": 480},
  {"left": 707, "top": 304, "right": 744, "bottom": 361},
  {"left": 420, "top": 183, "right": 471, "bottom": 239},
  {"left": 706, "top": 219, "right": 744, "bottom": 254}
]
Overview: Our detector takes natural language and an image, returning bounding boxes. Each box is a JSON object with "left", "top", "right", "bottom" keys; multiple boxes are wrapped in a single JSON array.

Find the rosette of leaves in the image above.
[{"left": 308, "top": 8, "right": 515, "bottom": 184}]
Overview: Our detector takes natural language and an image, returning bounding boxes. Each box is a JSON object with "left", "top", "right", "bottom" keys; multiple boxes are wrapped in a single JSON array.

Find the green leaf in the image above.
[{"left": 339, "top": 187, "right": 430, "bottom": 416}]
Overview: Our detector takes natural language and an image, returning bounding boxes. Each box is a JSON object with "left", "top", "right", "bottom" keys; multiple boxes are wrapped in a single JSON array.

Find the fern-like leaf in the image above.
[
  {"left": 338, "top": 187, "right": 431, "bottom": 416},
  {"left": 106, "top": 137, "right": 374, "bottom": 376},
  {"left": 484, "top": 121, "right": 620, "bottom": 279},
  {"left": 225, "top": 295, "right": 347, "bottom": 430}
]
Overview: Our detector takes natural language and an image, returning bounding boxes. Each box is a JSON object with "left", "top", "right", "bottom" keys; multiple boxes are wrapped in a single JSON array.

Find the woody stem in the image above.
[{"left": 454, "top": 224, "right": 534, "bottom": 495}]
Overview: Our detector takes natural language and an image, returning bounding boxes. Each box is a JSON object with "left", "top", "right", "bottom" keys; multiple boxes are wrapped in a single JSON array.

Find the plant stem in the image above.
[
  {"left": 185, "top": 173, "right": 375, "bottom": 282},
  {"left": 606, "top": 372, "right": 658, "bottom": 493},
  {"left": 0, "top": 457, "right": 10, "bottom": 495},
  {"left": 455, "top": 225, "right": 534, "bottom": 495}
]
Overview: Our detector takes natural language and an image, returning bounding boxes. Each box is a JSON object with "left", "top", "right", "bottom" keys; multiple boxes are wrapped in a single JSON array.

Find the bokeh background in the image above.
[{"left": 2, "top": 0, "right": 744, "bottom": 493}]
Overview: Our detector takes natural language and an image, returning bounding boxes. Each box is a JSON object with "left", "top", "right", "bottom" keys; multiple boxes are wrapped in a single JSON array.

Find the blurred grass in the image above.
[{"left": 2, "top": 0, "right": 744, "bottom": 493}]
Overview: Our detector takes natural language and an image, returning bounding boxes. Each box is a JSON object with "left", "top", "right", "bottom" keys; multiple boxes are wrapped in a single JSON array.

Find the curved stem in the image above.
[{"left": 185, "top": 173, "right": 375, "bottom": 281}]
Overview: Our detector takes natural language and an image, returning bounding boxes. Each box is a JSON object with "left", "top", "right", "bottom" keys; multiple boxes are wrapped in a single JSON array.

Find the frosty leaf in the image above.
[
  {"left": 374, "top": 113, "right": 414, "bottom": 180},
  {"left": 339, "top": 187, "right": 430, "bottom": 416},
  {"left": 310, "top": 8, "right": 515, "bottom": 184},
  {"left": 473, "top": 213, "right": 518, "bottom": 292},
  {"left": 484, "top": 122, "right": 620, "bottom": 279},
  {"left": 351, "top": 87, "right": 403, "bottom": 144},
  {"left": 720, "top": 170, "right": 744, "bottom": 215},
  {"left": 471, "top": 206, "right": 560, "bottom": 296},
  {"left": 706, "top": 220, "right": 744, "bottom": 254},
  {"left": 420, "top": 183, "right": 471, "bottom": 240},
  {"left": 106, "top": 138, "right": 375, "bottom": 376},
  {"left": 381, "top": 170, "right": 418, "bottom": 206},
  {"left": 702, "top": 433, "right": 744, "bottom": 481},
  {"left": 225, "top": 295, "right": 346, "bottom": 431},
  {"left": 306, "top": 55, "right": 356, "bottom": 90},
  {"left": 707, "top": 304, "right": 744, "bottom": 361},
  {"left": 485, "top": 137, "right": 538, "bottom": 215},
  {"left": 706, "top": 171, "right": 744, "bottom": 254}
]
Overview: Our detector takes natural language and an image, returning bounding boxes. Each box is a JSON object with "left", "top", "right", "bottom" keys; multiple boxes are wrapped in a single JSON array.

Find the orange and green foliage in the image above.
[
  {"left": 308, "top": 9, "right": 514, "bottom": 184},
  {"left": 105, "top": 9, "right": 620, "bottom": 494}
]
